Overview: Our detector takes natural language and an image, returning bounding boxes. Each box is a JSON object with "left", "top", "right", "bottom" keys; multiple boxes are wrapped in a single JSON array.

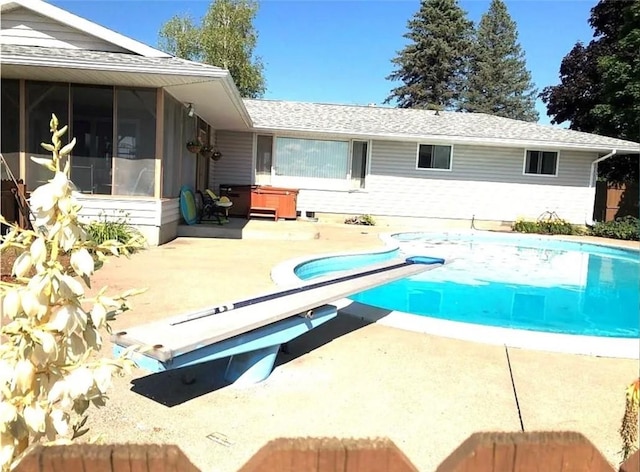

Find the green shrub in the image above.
[
  {"left": 85, "top": 211, "right": 144, "bottom": 249},
  {"left": 344, "top": 214, "right": 376, "bottom": 226},
  {"left": 512, "top": 212, "right": 581, "bottom": 235},
  {"left": 589, "top": 216, "right": 640, "bottom": 241}
]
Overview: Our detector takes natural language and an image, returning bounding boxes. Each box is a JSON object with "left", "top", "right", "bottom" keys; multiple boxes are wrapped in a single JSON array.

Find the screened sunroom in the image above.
[{"left": 0, "top": 50, "right": 251, "bottom": 244}]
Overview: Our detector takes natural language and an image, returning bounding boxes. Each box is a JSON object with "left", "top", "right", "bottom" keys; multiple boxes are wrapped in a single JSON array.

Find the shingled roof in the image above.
[
  {"left": 1, "top": 44, "right": 226, "bottom": 77},
  {"left": 244, "top": 99, "right": 640, "bottom": 153}
]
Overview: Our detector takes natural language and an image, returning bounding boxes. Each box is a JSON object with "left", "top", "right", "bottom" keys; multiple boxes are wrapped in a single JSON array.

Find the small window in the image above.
[
  {"left": 417, "top": 144, "right": 452, "bottom": 170},
  {"left": 525, "top": 150, "right": 558, "bottom": 175},
  {"left": 256, "top": 135, "right": 273, "bottom": 178},
  {"left": 351, "top": 140, "right": 368, "bottom": 188}
]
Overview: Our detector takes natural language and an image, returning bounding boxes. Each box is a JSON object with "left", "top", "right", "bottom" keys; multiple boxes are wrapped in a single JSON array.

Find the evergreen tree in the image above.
[
  {"left": 463, "top": 0, "right": 538, "bottom": 121},
  {"left": 384, "top": 0, "right": 473, "bottom": 110},
  {"left": 158, "top": 0, "right": 265, "bottom": 98}
]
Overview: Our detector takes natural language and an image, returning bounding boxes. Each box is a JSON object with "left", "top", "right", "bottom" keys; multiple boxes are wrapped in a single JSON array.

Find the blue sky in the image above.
[{"left": 53, "top": 0, "right": 597, "bottom": 125}]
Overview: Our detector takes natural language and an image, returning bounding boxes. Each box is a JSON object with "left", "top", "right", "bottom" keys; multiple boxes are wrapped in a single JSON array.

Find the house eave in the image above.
[
  {"left": 1, "top": 59, "right": 253, "bottom": 131},
  {"left": 250, "top": 125, "right": 640, "bottom": 154},
  {"left": 0, "top": 54, "right": 227, "bottom": 79}
]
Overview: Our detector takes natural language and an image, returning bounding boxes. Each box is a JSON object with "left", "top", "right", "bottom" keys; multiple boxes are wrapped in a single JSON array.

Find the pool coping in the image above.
[{"left": 270, "top": 230, "right": 640, "bottom": 360}]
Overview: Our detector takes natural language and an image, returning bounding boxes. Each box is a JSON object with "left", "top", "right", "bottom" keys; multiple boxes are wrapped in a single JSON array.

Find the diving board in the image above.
[{"left": 112, "top": 255, "right": 445, "bottom": 385}]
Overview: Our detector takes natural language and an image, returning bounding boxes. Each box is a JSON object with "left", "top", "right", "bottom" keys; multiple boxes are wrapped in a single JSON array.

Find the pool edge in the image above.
[{"left": 271, "top": 230, "right": 640, "bottom": 360}]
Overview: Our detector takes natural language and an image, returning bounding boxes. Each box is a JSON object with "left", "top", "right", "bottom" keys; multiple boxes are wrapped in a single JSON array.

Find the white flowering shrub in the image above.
[{"left": 0, "top": 115, "right": 145, "bottom": 470}]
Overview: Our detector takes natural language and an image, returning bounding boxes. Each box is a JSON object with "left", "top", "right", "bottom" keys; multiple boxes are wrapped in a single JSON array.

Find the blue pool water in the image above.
[{"left": 295, "top": 233, "right": 640, "bottom": 338}]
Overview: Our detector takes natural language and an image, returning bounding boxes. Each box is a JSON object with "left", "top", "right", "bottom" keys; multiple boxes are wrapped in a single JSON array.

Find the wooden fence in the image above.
[
  {"left": 1, "top": 179, "right": 31, "bottom": 230},
  {"left": 13, "top": 432, "right": 640, "bottom": 472},
  {"left": 594, "top": 181, "right": 639, "bottom": 222}
]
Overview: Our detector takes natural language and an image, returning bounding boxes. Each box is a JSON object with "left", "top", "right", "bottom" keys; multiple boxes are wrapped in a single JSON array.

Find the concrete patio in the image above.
[{"left": 85, "top": 221, "right": 639, "bottom": 471}]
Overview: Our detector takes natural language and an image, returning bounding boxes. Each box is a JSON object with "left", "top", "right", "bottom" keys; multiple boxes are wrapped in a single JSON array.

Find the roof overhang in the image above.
[
  {"left": 0, "top": 59, "right": 253, "bottom": 130},
  {"left": 251, "top": 125, "right": 640, "bottom": 154}
]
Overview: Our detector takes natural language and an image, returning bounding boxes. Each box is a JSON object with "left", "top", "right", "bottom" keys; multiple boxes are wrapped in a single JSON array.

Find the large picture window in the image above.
[
  {"left": 256, "top": 136, "right": 369, "bottom": 189},
  {"left": 417, "top": 144, "right": 452, "bottom": 170},
  {"left": 275, "top": 137, "right": 349, "bottom": 179},
  {"left": 524, "top": 150, "right": 558, "bottom": 176}
]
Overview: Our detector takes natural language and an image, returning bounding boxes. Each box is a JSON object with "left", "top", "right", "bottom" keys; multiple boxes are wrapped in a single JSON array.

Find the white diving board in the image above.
[{"left": 112, "top": 255, "right": 445, "bottom": 385}]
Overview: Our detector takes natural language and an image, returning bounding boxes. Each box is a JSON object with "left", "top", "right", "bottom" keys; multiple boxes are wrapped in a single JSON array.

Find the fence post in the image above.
[
  {"left": 239, "top": 437, "right": 418, "bottom": 472},
  {"left": 435, "top": 431, "right": 614, "bottom": 472}
]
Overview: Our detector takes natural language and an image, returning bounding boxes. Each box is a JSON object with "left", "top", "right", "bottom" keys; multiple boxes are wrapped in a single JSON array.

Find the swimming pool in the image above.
[{"left": 292, "top": 232, "right": 639, "bottom": 341}]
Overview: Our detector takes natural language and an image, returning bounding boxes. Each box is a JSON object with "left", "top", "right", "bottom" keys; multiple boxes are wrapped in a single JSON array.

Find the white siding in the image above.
[
  {"left": 207, "top": 132, "right": 599, "bottom": 224},
  {"left": 296, "top": 141, "right": 598, "bottom": 224},
  {"left": 0, "top": 9, "right": 129, "bottom": 52},
  {"left": 160, "top": 198, "right": 180, "bottom": 225},
  {"left": 209, "top": 131, "right": 254, "bottom": 193},
  {"left": 74, "top": 196, "right": 181, "bottom": 246}
]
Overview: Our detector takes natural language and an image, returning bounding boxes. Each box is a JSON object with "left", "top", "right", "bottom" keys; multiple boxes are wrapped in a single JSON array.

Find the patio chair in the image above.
[
  {"left": 205, "top": 189, "right": 233, "bottom": 224},
  {"left": 195, "top": 190, "right": 216, "bottom": 224}
]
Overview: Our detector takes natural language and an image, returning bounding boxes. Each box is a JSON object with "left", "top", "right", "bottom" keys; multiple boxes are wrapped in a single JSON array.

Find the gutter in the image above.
[
  {"left": 586, "top": 149, "right": 616, "bottom": 225},
  {"left": 589, "top": 149, "right": 616, "bottom": 187}
]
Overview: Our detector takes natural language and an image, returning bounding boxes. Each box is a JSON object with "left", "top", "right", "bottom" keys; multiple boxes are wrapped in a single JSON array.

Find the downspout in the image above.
[{"left": 586, "top": 149, "right": 617, "bottom": 225}]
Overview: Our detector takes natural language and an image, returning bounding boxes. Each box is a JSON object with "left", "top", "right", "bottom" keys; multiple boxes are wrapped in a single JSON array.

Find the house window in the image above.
[
  {"left": 417, "top": 144, "right": 452, "bottom": 170},
  {"left": 275, "top": 137, "right": 349, "bottom": 179},
  {"left": 351, "top": 141, "right": 368, "bottom": 189},
  {"left": 26, "top": 81, "right": 70, "bottom": 190},
  {"left": 524, "top": 150, "right": 558, "bottom": 176},
  {"left": 255, "top": 136, "right": 369, "bottom": 189},
  {"left": 113, "top": 88, "right": 157, "bottom": 196},
  {"left": 24, "top": 80, "right": 164, "bottom": 197},
  {"left": 256, "top": 135, "right": 273, "bottom": 184},
  {"left": 71, "top": 84, "right": 113, "bottom": 194}
]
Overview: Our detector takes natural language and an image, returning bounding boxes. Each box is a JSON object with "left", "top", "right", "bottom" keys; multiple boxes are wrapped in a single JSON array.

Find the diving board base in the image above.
[
  {"left": 224, "top": 345, "right": 280, "bottom": 385},
  {"left": 113, "top": 304, "right": 338, "bottom": 385}
]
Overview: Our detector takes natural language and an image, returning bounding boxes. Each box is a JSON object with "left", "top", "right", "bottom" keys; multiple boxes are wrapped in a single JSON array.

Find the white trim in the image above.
[
  {"left": 219, "top": 76, "right": 253, "bottom": 128},
  {"left": 415, "top": 142, "right": 453, "bottom": 171},
  {"left": 522, "top": 149, "right": 560, "bottom": 177},
  {"left": 251, "top": 125, "right": 640, "bottom": 154},
  {"left": 1, "top": 0, "right": 171, "bottom": 58},
  {"left": 250, "top": 133, "right": 257, "bottom": 185}
]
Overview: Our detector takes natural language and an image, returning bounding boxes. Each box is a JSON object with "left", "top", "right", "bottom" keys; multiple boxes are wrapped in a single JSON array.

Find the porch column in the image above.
[{"left": 154, "top": 89, "right": 164, "bottom": 199}]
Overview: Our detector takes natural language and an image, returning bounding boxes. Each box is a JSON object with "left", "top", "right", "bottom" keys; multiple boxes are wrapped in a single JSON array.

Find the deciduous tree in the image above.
[
  {"left": 158, "top": 0, "right": 265, "bottom": 98},
  {"left": 540, "top": 0, "right": 640, "bottom": 183}
]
